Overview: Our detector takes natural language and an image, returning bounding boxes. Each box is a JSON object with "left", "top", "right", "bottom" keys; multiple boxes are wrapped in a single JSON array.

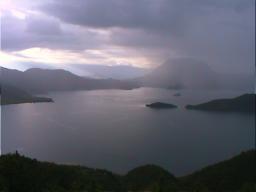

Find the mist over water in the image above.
[
  {"left": 2, "top": 88, "right": 254, "bottom": 176},
  {"left": 141, "top": 58, "right": 255, "bottom": 90}
]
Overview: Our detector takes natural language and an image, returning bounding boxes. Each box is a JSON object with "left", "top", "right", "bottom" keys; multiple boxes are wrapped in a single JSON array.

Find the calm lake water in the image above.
[{"left": 1, "top": 88, "right": 255, "bottom": 176}]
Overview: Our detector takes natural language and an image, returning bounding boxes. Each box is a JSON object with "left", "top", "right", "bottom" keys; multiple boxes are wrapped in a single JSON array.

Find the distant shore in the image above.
[{"left": 1, "top": 96, "right": 53, "bottom": 105}]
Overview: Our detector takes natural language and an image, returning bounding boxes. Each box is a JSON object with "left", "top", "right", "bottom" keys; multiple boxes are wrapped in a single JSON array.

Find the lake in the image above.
[{"left": 1, "top": 88, "right": 255, "bottom": 176}]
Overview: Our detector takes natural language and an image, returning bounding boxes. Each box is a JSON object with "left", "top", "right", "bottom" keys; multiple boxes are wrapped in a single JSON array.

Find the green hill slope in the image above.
[
  {"left": 124, "top": 164, "right": 178, "bottom": 191},
  {"left": 0, "top": 150, "right": 255, "bottom": 192},
  {"left": 0, "top": 153, "right": 124, "bottom": 192},
  {"left": 181, "top": 150, "right": 256, "bottom": 191}
]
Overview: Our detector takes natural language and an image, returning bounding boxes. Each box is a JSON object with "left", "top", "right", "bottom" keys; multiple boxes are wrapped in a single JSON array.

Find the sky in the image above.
[{"left": 0, "top": 0, "right": 255, "bottom": 74}]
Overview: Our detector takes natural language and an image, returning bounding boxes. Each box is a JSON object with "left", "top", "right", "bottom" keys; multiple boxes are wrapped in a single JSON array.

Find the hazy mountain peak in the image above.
[
  {"left": 25, "top": 68, "right": 76, "bottom": 76},
  {"left": 142, "top": 58, "right": 216, "bottom": 89},
  {"left": 141, "top": 57, "right": 254, "bottom": 90}
]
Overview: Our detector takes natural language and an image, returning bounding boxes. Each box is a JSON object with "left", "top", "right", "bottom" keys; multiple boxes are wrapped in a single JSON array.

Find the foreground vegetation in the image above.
[{"left": 0, "top": 150, "right": 255, "bottom": 192}]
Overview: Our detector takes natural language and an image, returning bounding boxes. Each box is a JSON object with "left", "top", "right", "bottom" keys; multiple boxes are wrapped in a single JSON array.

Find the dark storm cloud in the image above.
[
  {"left": 26, "top": 15, "right": 62, "bottom": 35},
  {"left": 1, "top": 11, "right": 108, "bottom": 51},
  {"left": 38, "top": 0, "right": 255, "bottom": 73},
  {"left": 105, "top": 0, "right": 255, "bottom": 73},
  {"left": 1, "top": 12, "right": 63, "bottom": 50},
  {"left": 2, "top": 0, "right": 255, "bottom": 74},
  {"left": 40, "top": 0, "right": 187, "bottom": 35},
  {"left": 40, "top": 0, "right": 253, "bottom": 32}
]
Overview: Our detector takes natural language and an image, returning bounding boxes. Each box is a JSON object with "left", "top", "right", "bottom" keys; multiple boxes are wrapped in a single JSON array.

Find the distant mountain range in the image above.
[
  {"left": 1, "top": 58, "right": 254, "bottom": 105},
  {"left": 0, "top": 150, "right": 255, "bottom": 191},
  {"left": 71, "top": 64, "right": 149, "bottom": 79},
  {"left": 0, "top": 67, "right": 141, "bottom": 104},
  {"left": 1, "top": 67, "right": 139, "bottom": 94},
  {"left": 1, "top": 58, "right": 254, "bottom": 96}
]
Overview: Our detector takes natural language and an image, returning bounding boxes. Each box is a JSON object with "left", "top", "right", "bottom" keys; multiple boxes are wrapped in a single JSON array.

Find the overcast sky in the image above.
[{"left": 0, "top": 0, "right": 255, "bottom": 74}]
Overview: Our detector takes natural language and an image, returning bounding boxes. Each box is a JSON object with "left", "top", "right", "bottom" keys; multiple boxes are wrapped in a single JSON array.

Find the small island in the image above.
[
  {"left": 186, "top": 94, "right": 255, "bottom": 113},
  {"left": 146, "top": 102, "right": 177, "bottom": 109},
  {"left": 173, "top": 93, "right": 181, "bottom": 97}
]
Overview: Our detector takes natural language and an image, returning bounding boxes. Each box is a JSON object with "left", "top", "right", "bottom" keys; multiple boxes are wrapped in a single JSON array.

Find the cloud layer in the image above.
[{"left": 1, "top": 0, "right": 255, "bottom": 73}]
